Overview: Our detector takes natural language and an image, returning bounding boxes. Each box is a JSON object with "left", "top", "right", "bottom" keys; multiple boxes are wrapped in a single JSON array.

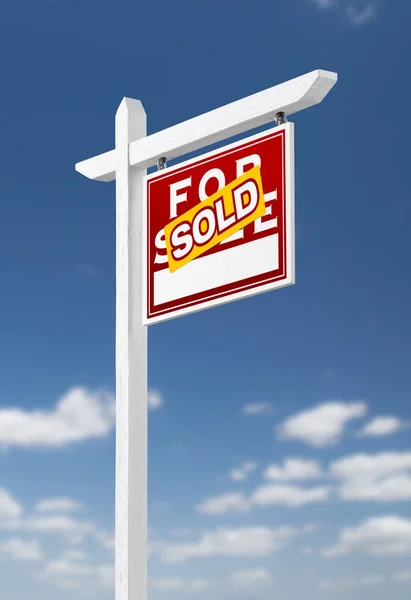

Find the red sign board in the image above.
[{"left": 143, "top": 123, "right": 294, "bottom": 324}]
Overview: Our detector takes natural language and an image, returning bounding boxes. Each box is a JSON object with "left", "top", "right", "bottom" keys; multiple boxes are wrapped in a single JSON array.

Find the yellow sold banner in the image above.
[{"left": 164, "top": 165, "right": 265, "bottom": 272}]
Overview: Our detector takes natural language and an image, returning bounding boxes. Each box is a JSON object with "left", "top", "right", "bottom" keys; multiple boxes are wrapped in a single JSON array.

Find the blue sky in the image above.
[{"left": 1, "top": 0, "right": 411, "bottom": 598}]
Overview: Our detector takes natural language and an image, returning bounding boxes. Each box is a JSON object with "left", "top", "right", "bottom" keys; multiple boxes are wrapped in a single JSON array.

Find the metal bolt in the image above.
[
  {"left": 274, "top": 111, "right": 288, "bottom": 125},
  {"left": 157, "top": 157, "right": 167, "bottom": 170}
]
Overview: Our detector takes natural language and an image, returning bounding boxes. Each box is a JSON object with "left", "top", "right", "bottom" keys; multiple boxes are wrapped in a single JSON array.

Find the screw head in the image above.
[
  {"left": 157, "top": 157, "right": 167, "bottom": 170},
  {"left": 275, "top": 112, "right": 288, "bottom": 125}
]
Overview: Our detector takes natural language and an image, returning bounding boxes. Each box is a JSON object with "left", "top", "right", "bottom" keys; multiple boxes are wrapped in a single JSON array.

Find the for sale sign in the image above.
[{"left": 143, "top": 123, "right": 295, "bottom": 325}]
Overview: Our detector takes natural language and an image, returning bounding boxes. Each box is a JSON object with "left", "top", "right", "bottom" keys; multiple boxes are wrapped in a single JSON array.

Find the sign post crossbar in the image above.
[{"left": 76, "top": 69, "right": 337, "bottom": 181}]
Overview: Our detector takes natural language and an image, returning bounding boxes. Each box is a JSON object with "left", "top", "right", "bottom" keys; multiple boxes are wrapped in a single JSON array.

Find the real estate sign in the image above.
[{"left": 143, "top": 123, "right": 295, "bottom": 324}]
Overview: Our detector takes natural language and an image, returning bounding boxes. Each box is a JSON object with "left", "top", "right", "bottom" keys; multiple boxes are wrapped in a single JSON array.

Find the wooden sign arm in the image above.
[{"left": 75, "top": 69, "right": 337, "bottom": 183}]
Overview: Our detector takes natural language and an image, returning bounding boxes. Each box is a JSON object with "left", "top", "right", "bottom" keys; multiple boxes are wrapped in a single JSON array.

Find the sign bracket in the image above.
[
  {"left": 157, "top": 156, "right": 167, "bottom": 171},
  {"left": 275, "top": 111, "right": 288, "bottom": 125}
]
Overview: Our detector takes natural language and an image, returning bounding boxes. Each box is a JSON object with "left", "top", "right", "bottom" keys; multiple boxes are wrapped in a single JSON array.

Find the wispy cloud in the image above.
[
  {"left": 311, "top": 0, "right": 377, "bottom": 25},
  {"left": 251, "top": 483, "right": 331, "bottom": 508},
  {"left": 263, "top": 458, "right": 324, "bottom": 481},
  {"left": 148, "top": 390, "right": 164, "bottom": 410},
  {"left": 35, "top": 498, "right": 84, "bottom": 513},
  {"left": 0, "top": 487, "right": 115, "bottom": 592},
  {"left": 197, "top": 478, "right": 330, "bottom": 513},
  {"left": 23, "top": 515, "right": 97, "bottom": 544},
  {"left": 346, "top": 3, "right": 376, "bottom": 25},
  {"left": 41, "top": 559, "right": 93, "bottom": 577},
  {"left": 156, "top": 525, "right": 308, "bottom": 563},
  {"left": 0, "top": 538, "right": 43, "bottom": 561},
  {"left": 76, "top": 264, "right": 101, "bottom": 278},
  {"left": 318, "top": 575, "right": 384, "bottom": 589},
  {"left": 39, "top": 559, "right": 115, "bottom": 590},
  {"left": 394, "top": 570, "right": 411, "bottom": 583},
  {"left": 241, "top": 401, "right": 273, "bottom": 416},
  {"left": 151, "top": 577, "right": 212, "bottom": 590},
  {"left": 229, "top": 461, "right": 257, "bottom": 482},
  {"left": 0, "top": 486, "right": 116, "bottom": 558},
  {"left": 96, "top": 564, "right": 115, "bottom": 588},
  {"left": 312, "top": 0, "right": 338, "bottom": 8},
  {"left": 197, "top": 493, "right": 250, "bottom": 515},
  {"left": 0, "top": 488, "right": 22, "bottom": 522},
  {"left": 60, "top": 549, "right": 88, "bottom": 561},
  {"left": 230, "top": 567, "right": 271, "bottom": 588}
]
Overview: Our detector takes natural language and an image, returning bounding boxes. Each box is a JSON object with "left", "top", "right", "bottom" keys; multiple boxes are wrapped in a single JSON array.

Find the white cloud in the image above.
[
  {"left": 54, "top": 579, "right": 82, "bottom": 589},
  {"left": 0, "top": 488, "right": 113, "bottom": 558},
  {"left": 61, "top": 549, "right": 88, "bottom": 561},
  {"left": 318, "top": 574, "right": 385, "bottom": 588},
  {"left": 394, "top": 570, "right": 411, "bottom": 582},
  {"left": 229, "top": 461, "right": 257, "bottom": 482},
  {"left": 312, "top": 0, "right": 337, "bottom": 8},
  {"left": 277, "top": 401, "right": 367, "bottom": 447},
  {"left": 151, "top": 577, "right": 211, "bottom": 591},
  {"left": 168, "top": 528, "right": 192, "bottom": 538},
  {"left": 40, "top": 558, "right": 114, "bottom": 590},
  {"left": 311, "top": 0, "right": 376, "bottom": 26},
  {"left": 190, "top": 579, "right": 211, "bottom": 590},
  {"left": 23, "top": 514, "right": 96, "bottom": 543},
  {"left": 153, "top": 577, "right": 185, "bottom": 590},
  {"left": 0, "top": 537, "right": 43, "bottom": 561},
  {"left": 347, "top": 3, "right": 375, "bottom": 25},
  {"left": 0, "top": 488, "right": 22, "bottom": 521},
  {"left": 360, "top": 575, "right": 384, "bottom": 586},
  {"left": 241, "top": 402, "right": 273, "bottom": 416},
  {"left": 196, "top": 493, "right": 250, "bottom": 515},
  {"left": 301, "top": 545, "right": 314, "bottom": 555},
  {"left": 97, "top": 564, "right": 115, "bottom": 588},
  {"left": 359, "top": 416, "right": 409, "bottom": 437},
  {"left": 251, "top": 483, "right": 330, "bottom": 507},
  {"left": 148, "top": 390, "right": 164, "bottom": 410},
  {"left": 323, "top": 515, "right": 411, "bottom": 557},
  {"left": 158, "top": 525, "right": 303, "bottom": 563},
  {"left": 197, "top": 473, "right": 329, "bottom": 514},
  {"left": 331, "top": 452, "right": 411, "bottom": 479},
  {"left": 41, "top": 559, "right": 93, "bottom": 577},
  {"left": 0, "top": 387, "right": 115, "bottom": 449},
  {"left": 95, "top": 530, "right": 115, "bottom": 550},
  {"left": 318, "top": 579, "right": 336, "bottom": 589},
  {"left": 35, "top": 497, "right": 83, "bottom": 513},
  {"left": 340, "top": 473, "right": 411, "bottom": 502},
  {"left": 230, "top": 567, "right": 270, "bottom": 588},
  {"left": 317, "top": 577, "right": 360, "bottom": 589},
  {"left": 264, "top": 458, "right": 323, "bottom": 481},
  {"left": 330, "top": 452, "right": 411, "bottom": 501}
]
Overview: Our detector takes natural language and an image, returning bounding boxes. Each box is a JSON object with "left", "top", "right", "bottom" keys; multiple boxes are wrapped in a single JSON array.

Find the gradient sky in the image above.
[{"left": 1, "top": 1, "right": 411, "bottom": 599}]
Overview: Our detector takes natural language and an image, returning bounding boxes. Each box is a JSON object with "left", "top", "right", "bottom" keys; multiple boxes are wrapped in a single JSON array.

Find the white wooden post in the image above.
[
  {"left": 75, "top": 68, "right": 337, "bottom": 600},
  {"left": 115, "top": 98, "right": 147, "bottom": 600}
]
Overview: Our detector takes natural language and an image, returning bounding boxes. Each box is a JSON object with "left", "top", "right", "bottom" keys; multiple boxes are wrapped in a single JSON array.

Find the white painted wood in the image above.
[
  {"left": 74, "top": 69, "right": 336, "bottom": 595},
  {"left": 75, "top": 69, "right": 337, "bottom": 181},
  {"left": 115, "top": 98, "right": 147, "bottom": 600}
]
